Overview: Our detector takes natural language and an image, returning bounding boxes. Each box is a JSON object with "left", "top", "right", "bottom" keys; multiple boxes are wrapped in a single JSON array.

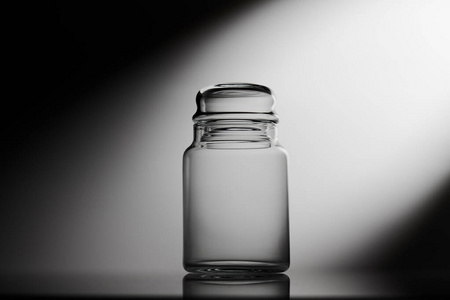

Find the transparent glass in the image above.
[{"left": 183, "top": 83, "right": 289, "bottom": 273}]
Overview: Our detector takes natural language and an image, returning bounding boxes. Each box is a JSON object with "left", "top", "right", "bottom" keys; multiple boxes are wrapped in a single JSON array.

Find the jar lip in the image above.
[
  {"left": 194, "top": 83, "right": 278, "bottom": 123},
  {"left": 198, "top": 82, "right": 273, "bottom": 96}
]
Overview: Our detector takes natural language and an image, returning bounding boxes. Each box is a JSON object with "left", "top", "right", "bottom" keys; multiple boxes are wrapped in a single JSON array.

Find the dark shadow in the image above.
[
  {"left": 0, "top": 0, "right": 261, "bottom": 278},
  {"left": 183, "top": 273, "right": 290, "bottom": 299},
  {"left": 1, "top": 0, "right": 261, "bottom": 222},
  {"left": 369, "top": 174, "right": 450, "bottom": 295},
  {"left": 2, "top": 1, "right": 260, "bottom": 156}
]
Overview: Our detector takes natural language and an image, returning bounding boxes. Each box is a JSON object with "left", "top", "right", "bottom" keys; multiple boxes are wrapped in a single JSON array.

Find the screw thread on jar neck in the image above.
[{"left": 192, "top": 120, "right": 278, "bottom": 149}]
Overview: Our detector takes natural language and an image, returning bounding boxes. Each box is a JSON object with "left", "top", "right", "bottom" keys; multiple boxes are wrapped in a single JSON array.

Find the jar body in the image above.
[{"left": 183, "top": 121, "right": 289, "bottom": 272}]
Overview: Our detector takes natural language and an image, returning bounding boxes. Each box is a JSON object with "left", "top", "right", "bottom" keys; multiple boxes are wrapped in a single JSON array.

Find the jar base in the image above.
[{"left": 184, "top": 260, "right": 289, "bottom": 273}]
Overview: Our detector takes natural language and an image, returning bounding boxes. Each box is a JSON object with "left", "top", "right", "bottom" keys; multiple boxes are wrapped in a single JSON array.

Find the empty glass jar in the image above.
[{"left": 183, "top": 83, "right": 289, "bottom": 273}]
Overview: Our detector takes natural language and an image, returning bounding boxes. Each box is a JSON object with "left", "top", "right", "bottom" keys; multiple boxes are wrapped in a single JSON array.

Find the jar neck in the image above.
[{"left": 192, "top": 120, "right": 278, "bottom": 149}]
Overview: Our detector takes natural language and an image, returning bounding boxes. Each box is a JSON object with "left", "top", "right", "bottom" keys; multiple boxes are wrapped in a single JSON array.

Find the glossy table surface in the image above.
[{"left": 2, "top": 269, "right": 449, "bottom": 298}]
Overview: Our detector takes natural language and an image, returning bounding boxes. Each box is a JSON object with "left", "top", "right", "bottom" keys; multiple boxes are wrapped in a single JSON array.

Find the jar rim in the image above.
[
  {"left": 193, "top": 83, "right": 279, "bottom": 123},
  {"left": 198, "top": 82, "right": 273, "bottom": 96}
]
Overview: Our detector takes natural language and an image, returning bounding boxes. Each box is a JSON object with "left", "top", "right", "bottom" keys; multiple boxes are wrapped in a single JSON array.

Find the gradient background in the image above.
[{"left": 2, "top": 0, "right": 450, "bottom": 296}]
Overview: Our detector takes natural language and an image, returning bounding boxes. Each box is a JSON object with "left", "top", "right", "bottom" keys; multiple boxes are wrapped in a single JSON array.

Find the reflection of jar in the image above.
[
  {"left": 183, "top": 83, "right": 289, "bottom": 273},
  {"left": 183, "top": 273, "right": 290, "bottom": 299}
]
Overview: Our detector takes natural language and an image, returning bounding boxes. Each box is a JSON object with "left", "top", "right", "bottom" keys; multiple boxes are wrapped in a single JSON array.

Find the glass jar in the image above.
[{"left": 183, "top": 83, "right": 289, "bottom": 273}]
